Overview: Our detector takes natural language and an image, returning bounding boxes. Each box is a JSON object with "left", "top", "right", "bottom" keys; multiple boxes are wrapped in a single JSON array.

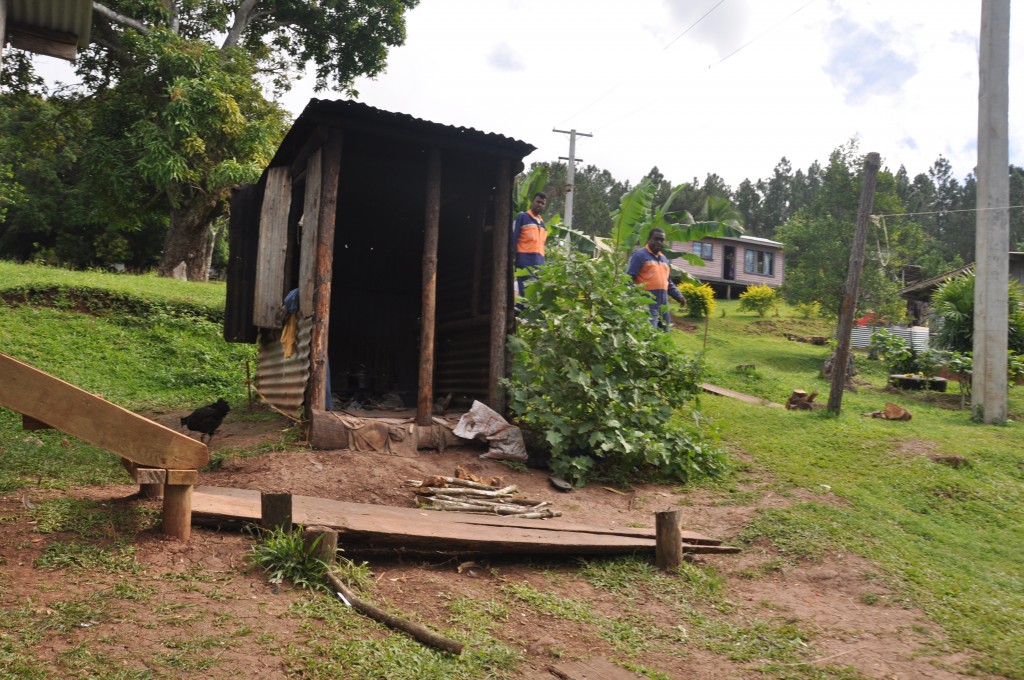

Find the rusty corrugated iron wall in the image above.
[{"left": 254, "top": 317, "right": 311, "bottom": 418}]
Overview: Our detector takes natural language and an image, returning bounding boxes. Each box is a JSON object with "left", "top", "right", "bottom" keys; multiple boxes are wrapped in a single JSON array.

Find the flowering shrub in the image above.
[
  {"left": 738, "top": 284, "right": 778, "bottom": 317},
  {"left": 676, "top": 281, "right": 716, "bottom": 318}
]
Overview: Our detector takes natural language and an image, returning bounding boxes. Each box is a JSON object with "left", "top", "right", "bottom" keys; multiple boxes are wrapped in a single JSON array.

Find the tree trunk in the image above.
[{"left": 158, "top": 189, "right": 220, "bottom": 281}]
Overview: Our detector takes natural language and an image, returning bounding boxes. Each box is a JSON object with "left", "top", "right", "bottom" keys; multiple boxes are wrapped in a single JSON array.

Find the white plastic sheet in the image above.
[{"left": 452, "top": 400, "right": 528, "bottom": 461}]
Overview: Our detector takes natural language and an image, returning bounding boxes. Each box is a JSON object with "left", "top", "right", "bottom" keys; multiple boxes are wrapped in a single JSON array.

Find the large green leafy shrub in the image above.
[
  {"left": 738, "top": 284, "right": 778, "bottom": 317},
  {"left": 504, "top": 250, "right": 725, "bottom": 487},
  {"left": 677, "top": 281, "right": 716, "bottom": 318}
]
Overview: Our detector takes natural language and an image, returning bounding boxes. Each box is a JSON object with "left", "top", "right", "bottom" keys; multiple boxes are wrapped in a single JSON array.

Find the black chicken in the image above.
[{"left": 180, "top": 398, "right": 230, "bottom": 444}]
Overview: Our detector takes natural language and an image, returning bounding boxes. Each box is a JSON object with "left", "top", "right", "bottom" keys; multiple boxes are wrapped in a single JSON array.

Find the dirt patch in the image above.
[{"left": 0, "top": 411, "right": 991, "bottom": 678}]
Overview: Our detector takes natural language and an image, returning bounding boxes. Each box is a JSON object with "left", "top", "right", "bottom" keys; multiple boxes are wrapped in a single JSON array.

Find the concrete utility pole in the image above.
[
  {"left": 972, "top": 0, "right": 1011, "bottom": 423},
  {"left": 553, "top": 128, "right": 592, "bottom": 230}
]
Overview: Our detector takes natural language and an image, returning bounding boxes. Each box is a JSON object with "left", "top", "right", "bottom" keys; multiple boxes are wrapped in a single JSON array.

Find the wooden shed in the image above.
[{"left": 224, "top": 99, "right": 535, "bottom": 432}]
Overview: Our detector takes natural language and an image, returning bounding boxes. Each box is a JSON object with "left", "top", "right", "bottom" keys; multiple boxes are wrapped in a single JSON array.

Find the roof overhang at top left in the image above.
[{"left": 5, "top": 0, "right": 93, "bottom": 62}]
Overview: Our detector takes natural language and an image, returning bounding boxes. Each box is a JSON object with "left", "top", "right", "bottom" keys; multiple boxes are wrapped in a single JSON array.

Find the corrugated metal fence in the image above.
[{"left": 851, "top": 325, "right": 930, "bottom": 351}]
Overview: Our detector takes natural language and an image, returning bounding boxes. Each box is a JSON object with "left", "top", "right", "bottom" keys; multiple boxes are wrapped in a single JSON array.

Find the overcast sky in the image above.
[
  {"left": 282, "top": 0, "right": 1022, "bottom": 189},
  {"left": 35, "top": 0, "right": 1021, "bottom": 190}
]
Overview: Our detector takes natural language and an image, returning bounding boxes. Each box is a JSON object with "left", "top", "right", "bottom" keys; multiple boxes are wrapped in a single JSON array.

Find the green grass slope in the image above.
[{"left": 678, "top": 301, "right": 1024, "bottom": 677}]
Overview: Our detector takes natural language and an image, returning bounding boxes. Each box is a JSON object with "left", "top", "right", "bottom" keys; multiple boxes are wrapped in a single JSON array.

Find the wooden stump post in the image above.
[
  {"left": 162, "top": 470, "right": 198, "bottom": 541},
  {"left": 303, "top": 525, "right": 338, "bottom": 564},
  {"left": 261, "top": 491, "right": 293, "bottom": 532},
  {"left": 655, "top": 510, "right": 683, "bottom": 571}
]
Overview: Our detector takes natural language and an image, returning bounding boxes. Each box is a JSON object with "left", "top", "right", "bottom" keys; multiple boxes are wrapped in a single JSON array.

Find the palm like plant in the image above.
[{"left": 931, "top": 269, "right": 1024, "bottom": 353}]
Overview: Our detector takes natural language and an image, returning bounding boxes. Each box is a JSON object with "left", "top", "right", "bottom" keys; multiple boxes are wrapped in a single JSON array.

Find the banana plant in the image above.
[{"left": 607, "top": 179, "right": 744, "bottom": 266}]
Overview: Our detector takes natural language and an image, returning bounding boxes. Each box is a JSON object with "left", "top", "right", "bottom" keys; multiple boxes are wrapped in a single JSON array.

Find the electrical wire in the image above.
[{"left": 709, "top": 0, "right": 819, "bottom": 68}]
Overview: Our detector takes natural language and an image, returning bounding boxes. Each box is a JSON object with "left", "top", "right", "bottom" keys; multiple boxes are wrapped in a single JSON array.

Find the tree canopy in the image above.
[{"left": 0, "top": 0, "right": 418, "bottom": 279}]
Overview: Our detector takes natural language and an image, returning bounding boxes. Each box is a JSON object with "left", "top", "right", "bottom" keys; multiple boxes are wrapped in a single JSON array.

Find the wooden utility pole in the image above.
[
  {"left": 827, "top": 152, "right": 881, "bottom": 415},
  {"left": 972, "top": 0, "right": 1011, "bottom": 423}
]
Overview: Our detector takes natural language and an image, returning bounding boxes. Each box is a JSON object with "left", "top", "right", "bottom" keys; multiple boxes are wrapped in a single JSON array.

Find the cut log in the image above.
[
  {"left": 655, "top": 510, "right": 683, "bottom": 571},
  {"left": 303, "top": 526, "right": 338, "bottom": 564}
]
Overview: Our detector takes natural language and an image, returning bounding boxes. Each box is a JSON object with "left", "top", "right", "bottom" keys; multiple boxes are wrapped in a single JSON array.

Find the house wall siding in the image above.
[{"left": 669, "top": 237, "right": 784, "bottom": 288}]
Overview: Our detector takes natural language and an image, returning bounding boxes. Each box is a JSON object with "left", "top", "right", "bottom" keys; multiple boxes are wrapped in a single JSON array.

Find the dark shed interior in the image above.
[{"left": 227, "top": 100, "right": 533, "bottom": 413}]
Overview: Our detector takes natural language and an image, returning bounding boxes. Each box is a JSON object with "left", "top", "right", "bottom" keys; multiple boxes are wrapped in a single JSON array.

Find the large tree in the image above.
[
  {"left": 776, "top": 142, "right": 907, "bottom": 318},
  {"left": 11, "top": 0, "right": 418, "bottom": 280}
]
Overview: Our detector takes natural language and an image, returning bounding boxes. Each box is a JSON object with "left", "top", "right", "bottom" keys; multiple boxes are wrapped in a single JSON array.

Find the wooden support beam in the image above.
[
  {"left": 298, "top": 149, "right": 322, "bottom": 317},
  {"left": 488, "top": 160, "right": 512, "bottom": 412},
  {"left": 0, "top": 352, "right": 208, "bottom": 469},
  {"left": 307, "top": 128, "right": 343, "bottom": 413},
  {"left": 162, "top": 484, "right": 193, "bottom": 541},
  {"left": 166, "top": 469, "right": 199, "bottom": 486},
  {"left": 417, "top": 148, "right": 442, "bottom": 426},
  {"left": 134, "top": 468, "right": 166, "bottom": 485},
  {"left": 655, "top": 510, "right": 683, "bottom": 571},
  {"left": 261, "top": 491, "right": 293, "bottom": 532}
]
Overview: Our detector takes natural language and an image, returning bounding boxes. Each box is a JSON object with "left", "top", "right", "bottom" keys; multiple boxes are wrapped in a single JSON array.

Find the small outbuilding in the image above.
[{"left": 224, "top": 99, "right": 535, "bottom": 433}]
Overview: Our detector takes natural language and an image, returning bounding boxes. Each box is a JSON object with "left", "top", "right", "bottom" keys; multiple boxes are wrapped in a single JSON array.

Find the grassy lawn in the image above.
[{"left": 676, "top": 300, "right": 1024, "bottom": 677}]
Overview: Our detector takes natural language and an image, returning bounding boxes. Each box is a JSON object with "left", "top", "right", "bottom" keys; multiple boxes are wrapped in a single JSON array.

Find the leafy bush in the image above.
[
  {"left": 676, "top": 281, "right": 716, "bottom": 318},
  {"left": 868, "top": 329, "right": 917, "bottom": 374},
  {"left": 792, "top": 301, "right": 821, "bottom": 319},
  {"left": 738, "top": 284, "right": 778, "bottom": 317},
  {"left": 505, "top": 250, "right": 725, "bottom": 487}
]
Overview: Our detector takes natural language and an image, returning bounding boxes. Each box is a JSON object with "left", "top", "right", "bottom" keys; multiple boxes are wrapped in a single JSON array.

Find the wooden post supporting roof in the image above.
[
  {"left": 488, "top": 160, "right": 512, "bottom": 412},
  {"left": 307, "top": 128, "right": 343, "bottom": 413},
  {"left": 417, "top": 149, "right": 442, "bottom": 426}
]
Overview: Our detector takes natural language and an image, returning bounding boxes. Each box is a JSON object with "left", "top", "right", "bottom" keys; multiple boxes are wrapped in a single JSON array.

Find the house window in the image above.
[
  {"left": 744, "top": 248, "right": 774, "bottom": 276},
  {"left": 693, "top": 242, "right": 713, "bottom": 259}
]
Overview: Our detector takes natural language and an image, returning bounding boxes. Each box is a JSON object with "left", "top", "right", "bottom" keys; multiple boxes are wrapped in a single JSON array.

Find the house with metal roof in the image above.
[
  {"left": 224, "top": 99, "right": 535, "bottom": 439},
  {"left": 669, "top": 234, "right": 785, "bottom": 299}
]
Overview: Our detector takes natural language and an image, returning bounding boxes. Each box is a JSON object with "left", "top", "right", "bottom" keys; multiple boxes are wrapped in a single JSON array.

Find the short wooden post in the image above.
[
  {"left": 303, "top": 525, "right": 338, "bottom": 564},
  {"left": 162, "top": 470, "right": 199, "bottom": 541},
  {"left": 655, "top": 510, "right": 683, "bottom": 571},
  {"left": 261, "top": 491, "right": 293, "bottom": 532}
]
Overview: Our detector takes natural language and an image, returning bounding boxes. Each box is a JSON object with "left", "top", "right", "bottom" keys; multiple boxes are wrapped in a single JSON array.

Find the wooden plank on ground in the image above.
[
  {"left": 701, "top": 382, "right": 784, "bottom": 407},
  {"left": 191, "top": 487, "right": 732, "bottom": 556},
  {"left": 0, "top": 352, "right": 208, "bottom": 469}
]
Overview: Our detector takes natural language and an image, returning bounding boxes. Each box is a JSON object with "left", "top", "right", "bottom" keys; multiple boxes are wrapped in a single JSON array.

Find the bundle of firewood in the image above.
[{"left": 405, "top": 469, "right": 560, "bottom": 519}]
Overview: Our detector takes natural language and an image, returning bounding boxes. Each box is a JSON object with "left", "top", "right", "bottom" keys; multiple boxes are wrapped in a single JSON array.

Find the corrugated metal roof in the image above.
[
  {"left": 9, "top": 0, "right": 92, "bottom": 47},
  {"left": 268, "top": 99, "right": 535, "bottom": 169}
]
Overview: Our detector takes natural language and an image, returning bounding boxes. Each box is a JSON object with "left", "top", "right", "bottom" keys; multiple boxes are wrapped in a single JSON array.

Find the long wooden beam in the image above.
[{"left": 0, "top": 352, "right": 208, "bottom": 469}]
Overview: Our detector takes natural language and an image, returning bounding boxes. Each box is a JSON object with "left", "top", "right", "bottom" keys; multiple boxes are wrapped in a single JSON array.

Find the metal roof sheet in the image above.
[
  {"left": 269, "top": 98, "right": 536, "bottom": 169},
  {"left": 8, "top": 0, "right": 92, "bottom": 47}
]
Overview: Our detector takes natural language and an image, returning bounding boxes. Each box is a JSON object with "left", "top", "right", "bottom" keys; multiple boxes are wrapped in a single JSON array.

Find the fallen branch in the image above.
[
  {"left": 405, "top": 477, "right": 502, "bottom": 491},
  {"left": 325, "top": 571, "right": 464, "bottom": 655},
  {"left": 416, "top": 485, "right": 518, "bottom": 498}
]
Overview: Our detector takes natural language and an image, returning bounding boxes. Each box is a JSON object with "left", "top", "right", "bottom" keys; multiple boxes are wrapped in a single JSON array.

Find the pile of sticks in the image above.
[{"left": 406, "top": 474, "right": 560, "bottom": 519}]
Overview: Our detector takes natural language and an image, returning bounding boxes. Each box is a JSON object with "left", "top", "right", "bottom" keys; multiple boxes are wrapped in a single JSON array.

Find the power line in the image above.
[
  {"left": 709, "top": 0, "right": 819, "bottom": 68},
  {"left": 873, "top": 205, "right": 1024, "bottom": 219},
  {"left": 555, "top": 1, "right": 728, "bottom": 128}
]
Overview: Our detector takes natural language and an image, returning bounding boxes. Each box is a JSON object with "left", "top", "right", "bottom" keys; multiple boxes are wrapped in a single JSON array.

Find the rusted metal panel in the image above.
[{"left": 255, "top": 317, "right": 312, "bottom": 418}]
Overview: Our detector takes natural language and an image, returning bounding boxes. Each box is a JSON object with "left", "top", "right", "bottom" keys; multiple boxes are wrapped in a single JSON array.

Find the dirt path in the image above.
[{"left": 0, "top": 413, "right": 993, "bottom": 679}]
